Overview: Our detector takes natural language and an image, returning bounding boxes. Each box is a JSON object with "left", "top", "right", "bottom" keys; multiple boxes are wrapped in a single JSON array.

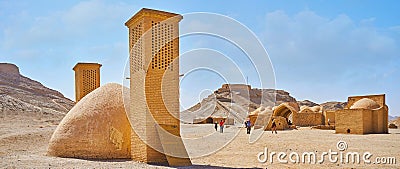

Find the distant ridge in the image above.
[{"left": 0, "top": 63, "right": 74, "bottom": 117}]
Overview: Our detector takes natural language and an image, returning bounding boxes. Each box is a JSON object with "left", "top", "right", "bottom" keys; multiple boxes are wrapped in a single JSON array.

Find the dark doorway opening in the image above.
[{"left": 206, "top": 117, "right": 213, "bottom": 124}]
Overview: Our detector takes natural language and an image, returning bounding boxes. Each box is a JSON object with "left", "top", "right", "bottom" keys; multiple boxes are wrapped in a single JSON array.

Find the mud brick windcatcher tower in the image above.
[
  {"left": 125, "top": 8, "right": 191, "bottom": 166},
  {"left": 73, "top": 63, "right": 101, "bottom": 102}
]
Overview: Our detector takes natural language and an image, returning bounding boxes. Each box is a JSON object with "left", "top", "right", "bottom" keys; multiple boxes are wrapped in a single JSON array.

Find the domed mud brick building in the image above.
[
  {"left": 335, "top": 94, "right": 388, "bottom": 134},
  {"left": 48, "top": 83, "right": 131, "bottom": 159}
]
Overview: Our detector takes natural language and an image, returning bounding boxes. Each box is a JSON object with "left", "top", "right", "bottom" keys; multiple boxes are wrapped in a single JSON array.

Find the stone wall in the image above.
[
  {"left": 336, "top": 109, "right": 366, "bottom": 134},
  {"left": 324, "top": 111, "right": 336, "bottom": 125},
  {"left": 264, "top": 116, "right": 289, "bottom": 130},
  {"left": 293, "top": 112, "right": 324, "bottom": 127},
  {"left": 336, "top": 101, "right": 388, "bottom": 134},
  {"left": 221, "top": 84, "right": 251, "bottom": 91}
]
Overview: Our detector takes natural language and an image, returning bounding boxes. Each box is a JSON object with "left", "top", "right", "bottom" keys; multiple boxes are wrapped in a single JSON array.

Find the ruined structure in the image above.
[
  {"left": 194, "top": 115, "right": 235, "bottom": 125},
  {"left": 294, "top": 105, "right": 324, "bottom": 127},
  {"left": 48, "top": 83, "right": 131, "bottom": 159},
  {"left": 335, "top": 94, "right": 388, "bottom": 134},
  {"left": 125, "top": 8, "right": 191, "bottom": 166},
  {"left": 217, "top": 84, "right": 251, "bottom": 93},
  {"left": 324, "top": 110, "right": 336, "bottom": 125},
  {"left": 73, "top": 63, "right": 101, "bottom": 102},
  {"left": 264, "top": 102, "right": 298, "bottom": 130},
  {"left": 262, "top": 102, "right": 326, "bottom": 130}
]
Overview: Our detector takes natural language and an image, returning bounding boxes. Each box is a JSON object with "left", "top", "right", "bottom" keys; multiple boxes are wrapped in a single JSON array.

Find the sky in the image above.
[{"left": 0, "top": 0, "right": 399, "bottom": 115}]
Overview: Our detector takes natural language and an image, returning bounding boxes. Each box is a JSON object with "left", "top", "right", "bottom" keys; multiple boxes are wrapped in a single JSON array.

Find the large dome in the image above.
[
  {"left": 47, "top": 83, "right": 131, "bottom": 159},
  {"left": 350, "top": 98, "right": 381, "bottom": 110}
]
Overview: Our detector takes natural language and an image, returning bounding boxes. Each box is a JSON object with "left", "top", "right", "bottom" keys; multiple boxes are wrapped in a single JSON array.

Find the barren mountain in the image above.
[
  {"left": 0, "top": 63, "right": 74, "bottom": 119},
  {"left": 182, "top": 84, "right": 349, "bottom": 124},
  {"left": 320, "top": 101, "right": 347, "bottom": 111},
  {"left": 390, "top": 117, "right": 400, "bottom": 126},
  {"left": 181, "top": 84, "right": 298, "bottom": 124},
  {"left": 297, "top": 100, "right": 319, "bottom": 107}
]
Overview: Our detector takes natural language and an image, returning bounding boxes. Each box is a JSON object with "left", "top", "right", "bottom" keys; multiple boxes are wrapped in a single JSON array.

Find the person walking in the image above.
[
  {"left": 246, "top": 120, "right": 251, "bottom": 134},
  {"left": 271, "top": 120, "right": 277, "bottom": 134},
  {"left": 219, "top": 120, "right": 225, "bottom": 133},
  {"left": 214, "top": 121, "right": 218, "bottom": 131}
]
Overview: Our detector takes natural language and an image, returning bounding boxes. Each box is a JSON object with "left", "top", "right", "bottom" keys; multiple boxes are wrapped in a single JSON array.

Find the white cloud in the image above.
[
  {"left": 62, "top": 0, "right": 132, "bottom": 34},
  {"left": 0, "top": 0, "right": 135, "bottom": 99},
  {"left": 262, "top": 10, "right": 398, "bottom": 83},
  {"left": 1, "top": 0, "right": 133, "bottom": 53}
]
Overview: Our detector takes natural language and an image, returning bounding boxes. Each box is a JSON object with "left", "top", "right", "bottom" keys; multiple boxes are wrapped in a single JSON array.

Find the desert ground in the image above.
[{"left": 0, "top": 113, "right": 399, "bottom": 168}]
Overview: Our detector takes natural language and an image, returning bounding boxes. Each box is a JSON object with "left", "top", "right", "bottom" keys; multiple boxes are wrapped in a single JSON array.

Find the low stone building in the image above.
[
  {"left": 294, "top": 105, "right": 324, "bottom": 127},
  {"left": 335, "top": 94, "right": 388, "bottom": 134},
  {"left": 193, "top": 109, "right": 235, "bottom": 125},
  {"left": 264, "top": 102, "right": 326, "bottom": 130},
  {"left": 264, "top": 103, "right": 298, "bottom": 130},
  {"left": 248, "top": 106, "right": 272, "bottom": 129}
]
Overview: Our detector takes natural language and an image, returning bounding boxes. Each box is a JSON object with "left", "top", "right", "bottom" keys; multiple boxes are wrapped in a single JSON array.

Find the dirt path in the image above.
[{"left": 0, "top": 117, "right": 399, "bottom": 168}]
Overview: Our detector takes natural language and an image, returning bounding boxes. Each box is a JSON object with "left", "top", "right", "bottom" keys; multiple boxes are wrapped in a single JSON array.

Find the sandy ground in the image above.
[{"left": 1, "top": 115, "right": 399, "bottom": 168}]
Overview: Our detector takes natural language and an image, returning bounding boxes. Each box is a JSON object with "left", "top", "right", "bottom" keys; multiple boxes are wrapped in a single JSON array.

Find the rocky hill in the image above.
[
  {"left": 320, "top": 101, "right": 347, "bottom": 111},
  {"left": 182, "top": 84, "right": 347, "bottom": 124},
  {"left": 390, "top": 117, "right": 400, "bottom": 126},
  {"left": 297, "top": 100, "right": 319, "bottom": 107},
  {"left": 182, "top": 84, "right": 299, "bottom": 124},
  {"left": 0, "top": 63, "right": 74, "bottom": 118}
]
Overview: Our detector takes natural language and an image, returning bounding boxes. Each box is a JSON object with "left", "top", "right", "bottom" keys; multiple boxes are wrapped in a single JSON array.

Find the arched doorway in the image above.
[
  {"left": 205, "top": 117, "right": 213, "bottom": 124},
  {"left": 265, "top": 103, "right": 298, "bottom": 130}
]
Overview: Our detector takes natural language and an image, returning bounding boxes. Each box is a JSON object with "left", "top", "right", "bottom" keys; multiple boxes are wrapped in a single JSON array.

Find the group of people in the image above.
[
  {"left": 213, "top": 119, "right": 278, "bottom": 134},
  {"left": 245, "top": 119, "right": 278, "bottom": 134},
  {"left": 214, "top": 120, "right": 225, "bottom": 133}
]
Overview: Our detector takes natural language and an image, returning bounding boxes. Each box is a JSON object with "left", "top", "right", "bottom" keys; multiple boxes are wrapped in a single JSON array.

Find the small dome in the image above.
[
  {"left": 310, "top": 106, "right": 321, "bottom": 112},
  {"left": 300, "top": 105, "right": 309, "bottom": 111},
  {"left": 259, "top": 109, "right": 272, "bottom": 115},
  {"left": 350, "top": 98, "right": 380, "bottom": 110},
  {"left": 249, "top": 106, "right": 265, "bottom": 115}
]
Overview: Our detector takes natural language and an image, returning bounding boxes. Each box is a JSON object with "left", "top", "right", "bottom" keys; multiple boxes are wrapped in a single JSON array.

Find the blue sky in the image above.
[{"left": 1, "top": 0, "right": 399, "bottom": 115}]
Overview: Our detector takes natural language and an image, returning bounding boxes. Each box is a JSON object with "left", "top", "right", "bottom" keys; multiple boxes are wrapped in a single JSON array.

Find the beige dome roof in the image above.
[
  {"left": 310, "top": 106, "right": 321, "bottom": 112},
  {"left": 47, "top": 83, "right": 131, "bottom": 159},
  {"left": 259, "top": 109, "right": 273, "bottom": 115},
  {"left": 300, "top": 105, "right": 309, "bottom": 111},
  {"left": 350, "top": 98, "right": 381, "bottom": 110},
  {"left": 249, "top": 106, "right": 265, "bottom": 115}
]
